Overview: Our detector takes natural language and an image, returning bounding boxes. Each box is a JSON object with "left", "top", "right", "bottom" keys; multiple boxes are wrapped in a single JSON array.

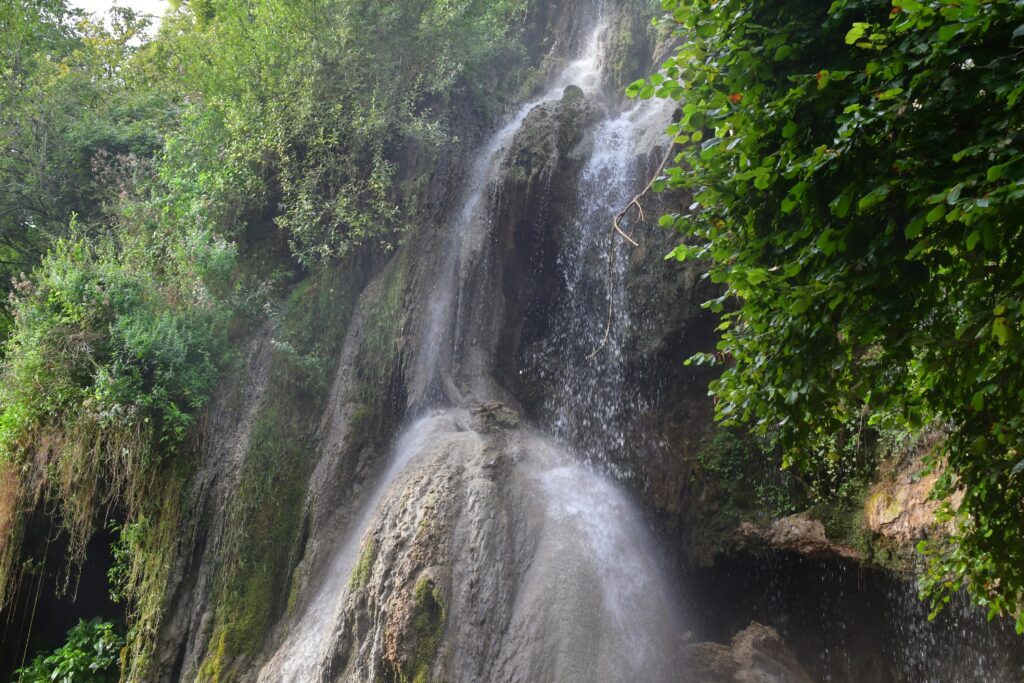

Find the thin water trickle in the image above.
[{"left": 258, "top": 416, "right": 443, "bottom": 682}]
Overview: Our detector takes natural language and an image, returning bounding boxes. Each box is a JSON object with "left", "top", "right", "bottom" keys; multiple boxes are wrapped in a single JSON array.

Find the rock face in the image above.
[
  {"left": 736, "top": 513, "right": 861, "bottom": 562},
  {"left": 864, "top": 432, "right": 958, "bottom": 547},
  {"left": 688, "top": 623, "right": 816, "bottom": 683}
]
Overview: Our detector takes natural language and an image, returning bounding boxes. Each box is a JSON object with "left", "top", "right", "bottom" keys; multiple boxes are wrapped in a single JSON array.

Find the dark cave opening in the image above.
[{"left": 0, "top": 511, "right": 124, "bottom": 681}]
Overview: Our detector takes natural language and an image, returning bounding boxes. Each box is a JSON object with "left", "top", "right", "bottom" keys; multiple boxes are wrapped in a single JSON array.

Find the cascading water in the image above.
[
  {"left": 259, "top": 5, "right": 690, "bottom": 681},
  {"left": 411, "top": 21, "right": 609, "bottom": 407},
  {"left": 531, "top": 97, "right": 676, "bottom": 474},
  {"left": 490, "top": 432, "right": 685, "bottom": 682}
]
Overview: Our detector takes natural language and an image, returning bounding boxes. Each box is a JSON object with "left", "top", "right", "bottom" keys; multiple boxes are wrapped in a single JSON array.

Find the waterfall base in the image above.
[{"left": 290, "top": 406, "right": 688, "bottom": 683}]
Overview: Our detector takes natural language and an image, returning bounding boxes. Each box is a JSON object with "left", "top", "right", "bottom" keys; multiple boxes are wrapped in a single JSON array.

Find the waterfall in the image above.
[
  {"left": 536, "top": 96, "right": 676, "bottom": 473},
  {"left": 410, "top": 22, "right": 608, "bottom": 407},
  {"left": 259, "top": 6, "right": 689, "bottom": 681}
]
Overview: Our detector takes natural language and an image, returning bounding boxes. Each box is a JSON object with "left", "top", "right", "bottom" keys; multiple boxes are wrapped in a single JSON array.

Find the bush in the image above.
[
  {"left": 0, "top": 214, "right": 235, "bottom": 609},
  {"left": 637, "top": 0, "right": 1024, "bottom": 629},
  {"left": 15, "top": 618, "right": 123, "bottom": 683}
]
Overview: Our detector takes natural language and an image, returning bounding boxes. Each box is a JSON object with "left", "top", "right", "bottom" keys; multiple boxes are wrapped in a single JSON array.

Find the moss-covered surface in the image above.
[
  {"left": 353, "top": 249, "right": 410, "bottom": 434},
  {"left": 605, "top": 8, "right": 657, "bottom": 90},
  {"left": 196, "top": 629, "right": 228, "bottom": 683},
  {"left": 117, "top": 455, "right": 197, "bottom": 681},
  {"left": 406, "top": 578, "right": 447, "bottom": 683},
  {"left": 194, "top": 265, "right": 360, "bottom": 680},
  {"left": 349, "top": 539, "right": 377, "bottom": 592}
]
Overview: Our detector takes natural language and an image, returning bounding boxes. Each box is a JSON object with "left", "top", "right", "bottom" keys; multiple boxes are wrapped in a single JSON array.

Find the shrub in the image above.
[
  {"left": 15, "top": 618, "right": 123, "bottom": 683},
  {"left": 637, "top": 0, "right": 1024, "bottom": 629}
]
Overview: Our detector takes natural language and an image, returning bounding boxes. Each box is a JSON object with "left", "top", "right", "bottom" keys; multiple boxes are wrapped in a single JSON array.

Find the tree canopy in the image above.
[{"left": 635, "top": 0, "right": 1024, "bottom": 630}]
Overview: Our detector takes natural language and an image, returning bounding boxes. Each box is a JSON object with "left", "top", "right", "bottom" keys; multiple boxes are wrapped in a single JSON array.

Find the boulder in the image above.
[{"left": 688, "top": 622, "right": 816, "bottom": 683}]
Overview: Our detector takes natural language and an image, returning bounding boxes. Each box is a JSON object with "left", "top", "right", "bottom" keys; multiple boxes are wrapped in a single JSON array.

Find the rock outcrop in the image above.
[
  {"left": 736, "top": 513, "right": 861, "bottom": 562},
  {"left": 864, "top": 432, "right": 959, "bottom": 548},
  {"left": 688, "top": 623, "right": 816, "bottom": 683},
  {"left": 323, "top": 406, "right": 686, "bottom": 683}
]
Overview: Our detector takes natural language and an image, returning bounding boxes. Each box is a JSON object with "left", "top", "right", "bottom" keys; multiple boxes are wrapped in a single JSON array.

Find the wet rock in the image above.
[
  {"left": 736, "top": 512, "right": 861, "bottom": 562},
  {"left": 503, "top": 86, "right": 600, "bottom": 187},
  {"left": 688, "top": 622, "right": 815, "bottom": 683},
  {"left": 472, "top": 401, "right": 520, "bottom": 432},
  {"left": 328, "top": 413, "right": 685, "bottom": 683}
]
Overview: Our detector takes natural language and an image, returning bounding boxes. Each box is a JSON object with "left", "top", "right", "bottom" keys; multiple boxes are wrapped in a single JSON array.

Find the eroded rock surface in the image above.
[
  {"left": 864, "top": 432, "right": 959, "bottom": 547},
  {"left": 326, "top": 407, "right": 685, "bottom": 683}
]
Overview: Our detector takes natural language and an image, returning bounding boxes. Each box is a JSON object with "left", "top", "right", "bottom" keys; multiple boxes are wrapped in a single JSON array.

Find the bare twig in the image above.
[{"left": 587, "top": 143, "right": 676, "bottom": 360}]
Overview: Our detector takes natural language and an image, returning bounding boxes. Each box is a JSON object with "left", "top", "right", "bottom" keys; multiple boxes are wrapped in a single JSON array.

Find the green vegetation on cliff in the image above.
[
  {"left": 638, "top": 0, "right": 1024, "bottom": 630},
  {"left": 0, "top": 0, "right": 532, "bottom": 677}
]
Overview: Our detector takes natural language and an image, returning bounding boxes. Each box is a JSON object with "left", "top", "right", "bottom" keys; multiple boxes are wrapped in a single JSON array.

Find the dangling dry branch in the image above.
[{"left": 587, "top": 143, "right": 677, "bottom": 361}]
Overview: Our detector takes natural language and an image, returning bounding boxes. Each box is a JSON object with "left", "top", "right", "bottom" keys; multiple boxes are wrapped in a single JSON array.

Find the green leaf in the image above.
[
  {"left": 782, "top": 120, "right": 798, "bottom": 139},
  {"left": 775, "top": 45, "right": 793, "bottom": 61},
  {"left": 665, "top": 243, "right": 699, "bottom": 262},
  {"left": 946, "top": 183, "right": 964, "bottom": 205},
  {"left": 858, "top": 185, "right": 889, "bottom": 212},
  {"left": 830, "top": 193, "right": 852, "bottom": 218},
  {"left": 845, "top": 23, "right": 869, "bottom": 45},
  {"left": 972, "top": 391, "right": 985, "bottom": 412},
  {"left": 993, "top": 317, "right": 1012, "bottom": 346},
  {"left": 966, "top": 230, "right": 981, "bottom": 250},
  {"left": 754, "top": 170, "right": 772, "bottom": 190},
  {"left": 926, "top": 204, "right": 946, "bottom": 223},
  {"left": 877, "top": 87, "right": 905, "bottom": 101},
  {"left": 625, "top": 79, "right": 646, "bottom": 98},
  {"left": 817, "top": 229, "right": 838, "bottom": 255},
  {"left": 746, "top": 269, "right": 769, "bottom": 285},
  {"left": 905, "top": 216, "right": 925, "bottom": 239},
  {"left": 937, "top": 23, "right": 962, "bottom": 42}
]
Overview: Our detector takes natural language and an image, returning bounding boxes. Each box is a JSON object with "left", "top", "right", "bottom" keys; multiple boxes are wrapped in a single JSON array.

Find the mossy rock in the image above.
[
  {"left": 408, "top": 578, "right": 447, "bottom": 683},
  {"left": 350, "top": 538, "right": 378, "bottom": 591}
]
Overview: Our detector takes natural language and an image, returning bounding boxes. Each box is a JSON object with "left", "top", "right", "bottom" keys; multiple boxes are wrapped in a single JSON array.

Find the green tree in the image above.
[
  {"left": 634, "top": 0, "right": 1024, "bottom": 629},
  {"left": 0, "top": 2, "right": 171, "bottom": 332},
  {"left": 149, "top": 0, "right": 530, "bottom": 264}
]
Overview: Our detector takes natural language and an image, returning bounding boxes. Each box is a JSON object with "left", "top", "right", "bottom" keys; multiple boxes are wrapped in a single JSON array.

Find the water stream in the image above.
[{"left": 411, "top": 20, "right": 610, "bottom": 408}]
